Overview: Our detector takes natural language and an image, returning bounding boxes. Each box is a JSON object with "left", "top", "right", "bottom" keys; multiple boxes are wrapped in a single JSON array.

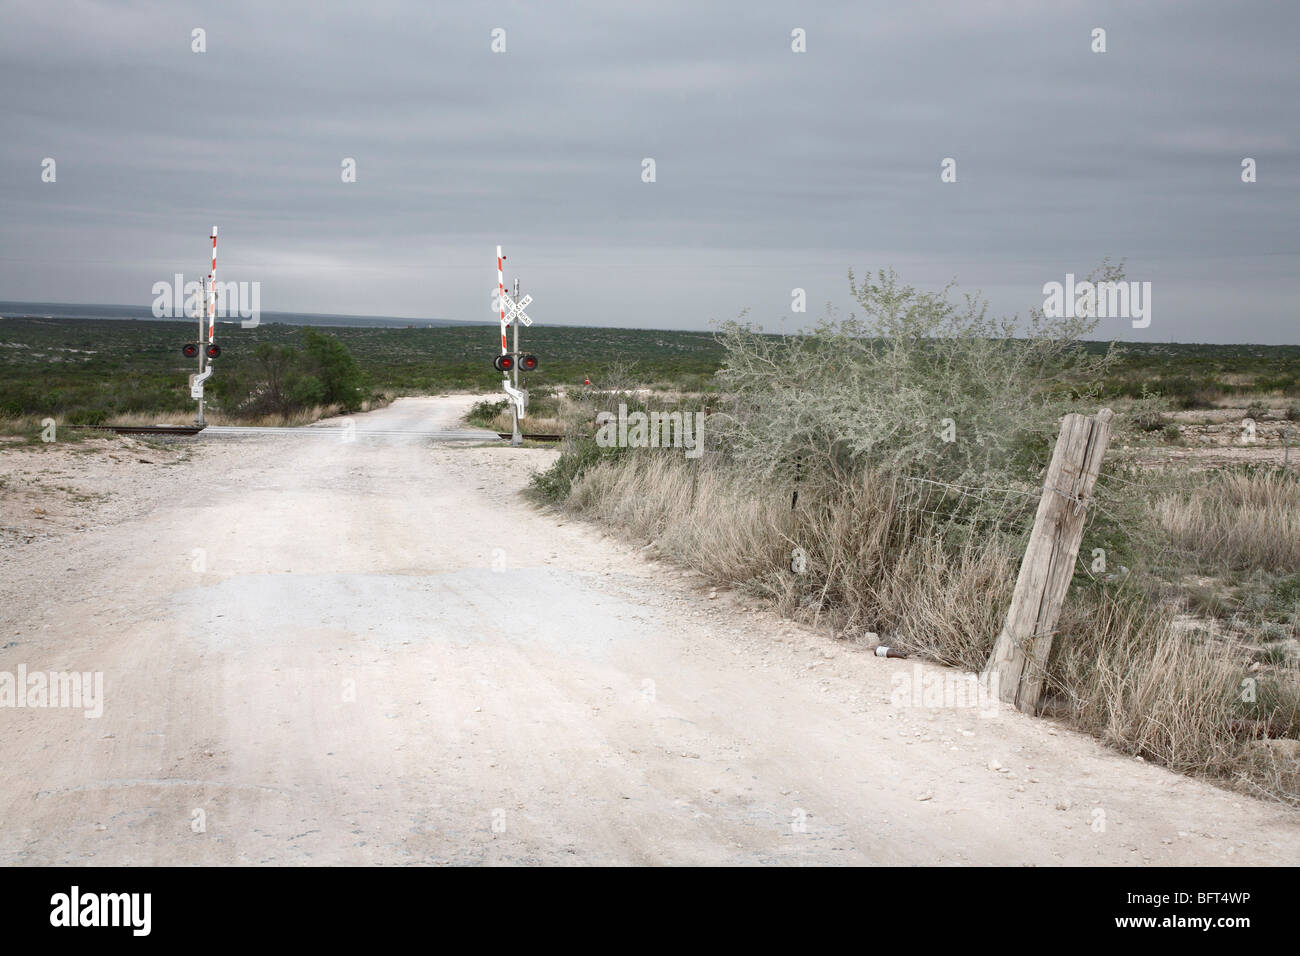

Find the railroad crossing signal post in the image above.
[
  {"left": 195, "top": 279, "right": 207, "bottom": 425},
  {"left": 495, "top": 245, "right": 535, "bottom": 445},
  {"left": 189, "top": 294, "right": 217, "bottom": 424},
  {"left": 185, "top": 227, "right": 219, "bottom": 425},
  {"left": 511, "top": 278, "right": 521, "bottom": 447}
]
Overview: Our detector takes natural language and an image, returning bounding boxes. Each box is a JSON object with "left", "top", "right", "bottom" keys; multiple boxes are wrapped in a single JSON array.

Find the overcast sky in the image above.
[{"left": 1, "top": 1, "right": 1296, "bottom": 342}]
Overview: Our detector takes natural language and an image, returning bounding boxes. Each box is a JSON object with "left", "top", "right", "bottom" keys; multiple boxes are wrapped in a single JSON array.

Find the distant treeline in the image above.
[
  {"left": 0, "top": 316, "right": 724, "bottom": 422},
  {"left": 2, "top": 314, "right": 1298, "bottom": 423}
]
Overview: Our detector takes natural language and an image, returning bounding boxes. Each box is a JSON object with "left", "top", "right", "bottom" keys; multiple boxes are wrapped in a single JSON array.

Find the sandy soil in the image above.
[
  {"left": 0, "top": 434, "right": 210, "bottom": 546},
  {"left": 0, "top": 396, "right": 1296, "bottom": 865}
]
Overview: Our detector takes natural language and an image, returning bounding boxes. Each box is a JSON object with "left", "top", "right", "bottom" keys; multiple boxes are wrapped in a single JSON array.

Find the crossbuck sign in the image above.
[{"left": 502, "top": 292, "right": 532, "bottom": 326}]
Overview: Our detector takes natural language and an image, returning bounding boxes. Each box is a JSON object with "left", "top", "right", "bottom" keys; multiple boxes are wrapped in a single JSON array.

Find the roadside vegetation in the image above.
[{"left": 529, "top": 267, "right": 1300, "bottom": 806}]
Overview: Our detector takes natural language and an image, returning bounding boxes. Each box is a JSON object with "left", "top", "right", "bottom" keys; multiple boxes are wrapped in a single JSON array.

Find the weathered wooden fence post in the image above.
[{"left": 983, "top": 408, "right": 1115, "bottom": 715}]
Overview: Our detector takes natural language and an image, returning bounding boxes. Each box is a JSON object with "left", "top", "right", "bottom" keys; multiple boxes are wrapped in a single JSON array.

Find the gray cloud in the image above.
[{"left": 1, "top": 0, "right": 1296, "bottom": 341}]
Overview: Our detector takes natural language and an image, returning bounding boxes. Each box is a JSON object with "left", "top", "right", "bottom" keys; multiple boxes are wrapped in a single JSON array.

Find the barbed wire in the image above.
[{"left": 899, "top": 474, "right": 1041, "bottom": 503}]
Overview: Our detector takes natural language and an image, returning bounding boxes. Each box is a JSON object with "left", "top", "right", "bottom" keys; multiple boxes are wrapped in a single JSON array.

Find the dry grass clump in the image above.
[
  {"left": 1241, "top": 739, "right": 1300, "bottom": 804},
  {"left": 569, "top": 453, "right": 792, "bottom": 583},
  {"left": 485, "top": 410, "right": 566, "bottom": 434},
  {"left": 1154, "top": 470, "right": 1300, "bottom": 571},
  {"left": 566, "top": 449, "right": 1018, "bottom": 661},
  {"left": 98, "top": 400, "right": 391, "bottom": 428},
  {"left": 1055, "top": 591, "right": 1299, "bottom": 804},
  {"left": 206, "top": 405, "right": 337, "bottom": 427},
  {"left": 5, "top": 400, "right": 392, "bottom": 430},
  {"left": 1051, "top": 595, "right": 1242, "bottom": 773},
  {"left": 479, "top": 389, "right": 593, "bottom": 436}
]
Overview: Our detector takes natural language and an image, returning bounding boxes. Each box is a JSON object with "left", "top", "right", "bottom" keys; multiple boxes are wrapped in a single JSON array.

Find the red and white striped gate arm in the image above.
[
  {"left": 206, "top": 226, "right": 218, "bottom": 343},
  {"left": 497, "top": 245, "right": 508, "bottom": 361}
]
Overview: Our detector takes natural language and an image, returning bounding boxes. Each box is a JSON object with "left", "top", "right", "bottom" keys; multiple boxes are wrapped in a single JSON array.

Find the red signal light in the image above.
[
  {"left": 182, "top": 343, "right": 199, "bottom": 358},
  {"left": 206, "top": 344, "right": 222, "bottom": 359},
  {"left": 520, "top": 354, "right": 538, "bottom": 371},
  {"left": 494, "top": 354, "right": 514, "bottom": 372}
]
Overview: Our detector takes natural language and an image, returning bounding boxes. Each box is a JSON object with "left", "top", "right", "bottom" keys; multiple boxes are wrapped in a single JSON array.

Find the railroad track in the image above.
[
  {"left": 497, "top": 432, "right": 564, "bottom": 442},
  {"left": 68, "top": 423, "right": 563, "bottom": 442},
  {"left": 73, "top": 424, "right": 207, "bottom": 436}
]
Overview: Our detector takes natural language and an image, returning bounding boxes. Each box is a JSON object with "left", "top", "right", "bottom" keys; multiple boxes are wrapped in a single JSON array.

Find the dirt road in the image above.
[{"left": 1, "top": 396, "right": 1296, "bottom": 865}]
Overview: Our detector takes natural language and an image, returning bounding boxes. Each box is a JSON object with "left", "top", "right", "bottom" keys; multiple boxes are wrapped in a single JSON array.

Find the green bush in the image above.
[
  {"left": 1133, "top": 408, "right": 1166, "bottom": 432},
  {"left": 530, "top": 434, "right": 628, "bottom": 501},
  {"left": 713, "top": 264, "right": 1121, "bottom": 499},
  {"left": 65, "top": 407, "right": 107, "bottom": 426},
  {"left": 1157, "top": 376, "right": 1224, "bottom": 409},
  {"left": 466, "top": 398, "right": 508, "bottom": 428},
  {"left": 213, "top": 328, "right": 365, "bottom": 416},
  {"left": 300, "top": 328, "right": 365, "bottom": 410}
]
